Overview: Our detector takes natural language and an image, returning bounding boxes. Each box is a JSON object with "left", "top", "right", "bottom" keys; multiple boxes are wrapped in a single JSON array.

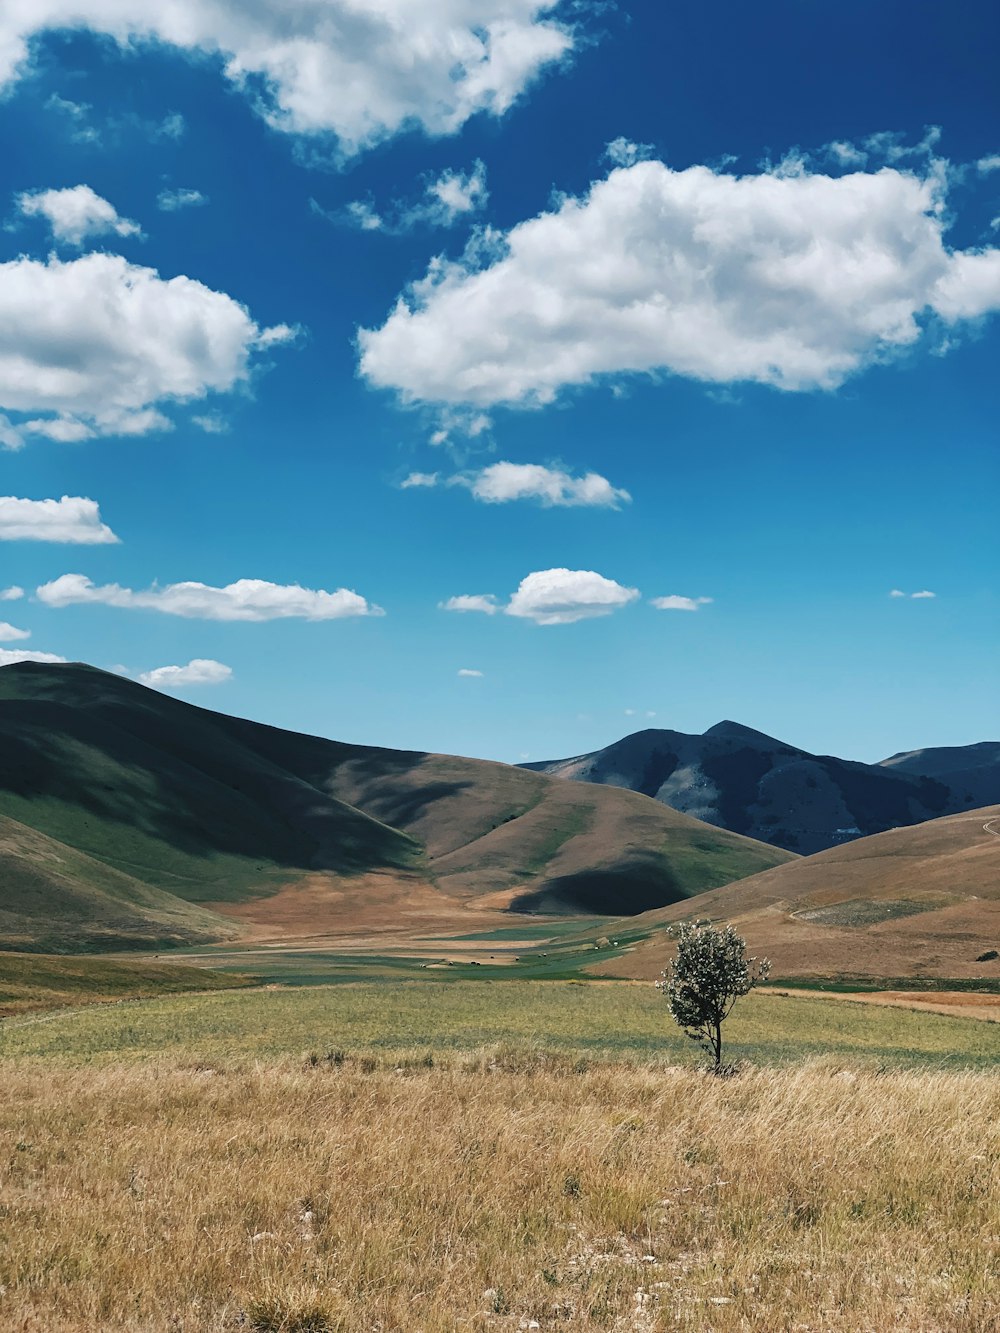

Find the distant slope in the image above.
[
  {"left": 0, "top": 951, "right": 251, "bottom": 1015},
  {"left": 593, "top": 806, "right": 1000, "bottom": 982},
  {"left": 524, "top": 722, "right": 996, "bottom": 854},
  {"left": 0, "top": 663, "right": 794, "bottom": 949}
]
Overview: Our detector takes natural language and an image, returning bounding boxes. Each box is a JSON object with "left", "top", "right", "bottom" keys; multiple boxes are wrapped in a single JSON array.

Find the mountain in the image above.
[
  {"left": 879, "top": 742, "right": 1000, "bottom": 810},
  {"left": 523, "top": 723, "right": 997, "bottom": 854},
  {"left": 0, "top": 663, "right": 793, "bottom": 951},
  {"left": 591, "top": 806, "right": 1000, "bottom": 982}
]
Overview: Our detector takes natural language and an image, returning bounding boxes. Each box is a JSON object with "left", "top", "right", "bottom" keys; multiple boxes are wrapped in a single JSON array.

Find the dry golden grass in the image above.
[{"left": 1, "top": 1056, "right": 997, "bottom": 1332}]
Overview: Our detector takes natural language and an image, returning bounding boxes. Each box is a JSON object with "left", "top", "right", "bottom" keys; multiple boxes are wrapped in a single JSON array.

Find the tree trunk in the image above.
[{"left": 712, "top": 1020, "right": 722, "bottom": 1073}]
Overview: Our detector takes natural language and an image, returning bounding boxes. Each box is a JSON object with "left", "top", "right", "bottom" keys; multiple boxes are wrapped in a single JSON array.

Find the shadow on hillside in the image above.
[
  {"left": 509, "top": 857, "right": 685, "bottom": 916},
  {"left": 0, "top": 698, "right": 420, "bottom": 885}
]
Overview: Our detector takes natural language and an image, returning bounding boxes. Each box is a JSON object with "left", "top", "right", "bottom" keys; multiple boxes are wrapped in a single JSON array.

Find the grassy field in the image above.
[
  {"left": 0, "top": 1056, "right": 996, "bottom": 1332},
  {"left": 3, "top": 980, "right": 997, "bottom": 1067},
  {"left": 1, "top": 981, "right": 997, "bottom": 1331}
]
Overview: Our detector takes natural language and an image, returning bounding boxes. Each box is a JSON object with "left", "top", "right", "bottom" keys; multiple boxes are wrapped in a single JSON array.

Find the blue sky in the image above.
[{"left": 0, "top": 0, "right": 996, "bottom": 765}]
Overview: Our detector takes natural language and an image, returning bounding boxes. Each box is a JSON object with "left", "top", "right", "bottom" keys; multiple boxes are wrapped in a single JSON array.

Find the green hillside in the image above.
[
  {"left": 0, "top": 813, "right": 237, "bottom": 953},
  {"left": 0, "top": 662, "right": 421, "bottom": 902},
  {"left": 0, "top": 662, "right": 794, "bottom": 951}
]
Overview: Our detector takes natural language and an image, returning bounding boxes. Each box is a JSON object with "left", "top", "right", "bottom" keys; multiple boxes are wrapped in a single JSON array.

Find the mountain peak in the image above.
[{"left": 703, "top": 720, "right": 778, "bottom": 744}]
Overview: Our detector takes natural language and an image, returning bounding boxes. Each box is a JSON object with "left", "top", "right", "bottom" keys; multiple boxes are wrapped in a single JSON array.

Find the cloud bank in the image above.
[
  {"left": 359, "top": 158, "right": 1000, "bottom": 407},
  {"left": 36, "top": 574, "right": 382, "bottom": 621},
  {"left": 2, "top": 2, "right": 575, "bottom": 157}
]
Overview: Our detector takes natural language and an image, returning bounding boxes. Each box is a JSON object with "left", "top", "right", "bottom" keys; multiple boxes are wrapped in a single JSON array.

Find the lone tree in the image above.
[{"left": 656, "top": 921, "right": 770, "bottom": 1072}]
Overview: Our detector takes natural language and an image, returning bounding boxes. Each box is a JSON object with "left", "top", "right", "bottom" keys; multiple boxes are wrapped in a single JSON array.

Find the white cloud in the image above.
[
  {"left": 439, "top": 594, "right": 500, "bottom": 615},
  {"left": 457, "top": 667, "right": 483, "bottom": 677},
  {"left": 4, "top": 3, "right": 575, "bottom": 157},
  {"left": 506, "top": 568, "right": 639, "bottom": 625},
  {"left": 463, "top": 461, "right": 629, "bottom": 507},
  {"left": 0, "top": 496, "right": 118, "bottom": 543},
  {"left": 650, "top": 594, "right": 713, "bottom": 612},
  {"left": 17, "top": 185, "right": 141, "bottom": 246},
  {"left": 889, "top": 588, "right": 906, "bottom": 597},
  {"left": 0, "top": 253, "right": 291, "bottom": 445},
  {"left": 442, "top": 570, "right": 639, "bottom": 624},
  {"left": 0, "top": 648, "right": 67, "bottom": 666},
  {"left": 0, "top": 586, "right": 24, "bottom": 600},
  {"left": 359, "top": 158, "right": 1000, "bottom": 408},
  {"left": 0, "top": 622, "right": 30, "bottom": 641},
  {"left": 976, "top": 155, "right": 1000, "bottom": 175},
  {"left": 403, "top": 461, "right": 628, "bottom": 506},
  {"left": 911, "top": 589, "right": 937, "bottom": 599},
  {"left": 157, "top": 187, "right": 207, "bottom": 212},
  {"left": 340, "top": 162, "right": 488, "bottom": 235},
  {"left": 890, "top": 588, "right": 937, "bottom": 599},
  {"left": 604, "top": 137, "right": 654, "bottom": 168},
  {"left": 138, "top": 658, "right": 233, "bottom": 688},
  {"left": 418, "top": 162, "right": 488, "bottom": 227},
  {"left": 36, "top": 574, "right": 382, "bottom": 621}
]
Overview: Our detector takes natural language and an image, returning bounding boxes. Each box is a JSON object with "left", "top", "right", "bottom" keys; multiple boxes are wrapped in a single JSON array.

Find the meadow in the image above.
[{"left": 2, "top": 982, "right": 997, "bottom": 1332}]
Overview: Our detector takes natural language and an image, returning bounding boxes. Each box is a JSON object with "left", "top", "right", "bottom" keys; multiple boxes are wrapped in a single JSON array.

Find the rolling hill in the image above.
[
  {"left": 592, "top": 805, "right": 1000, "bottom": 982},
  {"left": 523, "top": 722, "right": 997, "bottom": 854},
  {"left": 0, "top": 662, "right": 793, "bottom": 950}
]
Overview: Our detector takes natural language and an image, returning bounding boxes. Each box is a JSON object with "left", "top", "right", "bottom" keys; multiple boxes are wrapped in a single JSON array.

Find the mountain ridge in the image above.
[{"left": 522, "top": 721, "right": 996, "bottom": 854}]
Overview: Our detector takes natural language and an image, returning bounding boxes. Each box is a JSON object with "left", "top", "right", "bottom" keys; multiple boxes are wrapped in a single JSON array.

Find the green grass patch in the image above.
[
  {"left": 3, "top": 979, "right": 995, "bottom": 1069},
  {"left": 0, "top": 951, "right": 252, "bottom": 1014}
]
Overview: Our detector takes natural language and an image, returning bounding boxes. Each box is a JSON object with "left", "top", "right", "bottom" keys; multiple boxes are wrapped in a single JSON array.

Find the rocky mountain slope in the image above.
[{"left": 523, "top": 722, "right": 996, "bottom": 854}]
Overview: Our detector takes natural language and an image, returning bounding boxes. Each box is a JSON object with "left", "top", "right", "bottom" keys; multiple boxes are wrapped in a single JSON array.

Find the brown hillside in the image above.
[{"left": 593, "top": 806, "right": 1000, "bottom": 981}]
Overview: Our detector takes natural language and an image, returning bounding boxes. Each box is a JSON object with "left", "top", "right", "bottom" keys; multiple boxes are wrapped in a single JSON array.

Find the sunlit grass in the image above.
[
  {"left": 3, "top": 980, "right": 996, "bottom": 1068},
  {"left": 0, "top": 1057, "right": 996, "bottom": 1332}
]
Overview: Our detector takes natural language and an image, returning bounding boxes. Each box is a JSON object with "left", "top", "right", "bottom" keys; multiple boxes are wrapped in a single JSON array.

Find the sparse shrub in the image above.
[{"left": 656, "top": 921, "right": 769, "bottom": 1073}]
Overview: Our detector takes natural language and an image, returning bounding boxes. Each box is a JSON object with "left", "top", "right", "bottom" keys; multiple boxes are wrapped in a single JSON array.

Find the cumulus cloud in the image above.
[
  {"left": 439, "top": 594, "right": 500, "bottom": 614},
  {"left": 138, "top": 658, "right": 233, "bottom": 688},
  {"left": 650, "top": 594, "right": 713, "bottom": 611},
  {"left": 890, "top": 588, "right": 936, "bottom": 599},
  {"left": 457, "top": 667, "right": 483, "bottom": 677},
  {"left": 0, "top": 496, "right": 118, "bottom": 543},
  {"left": 442, "top": 571, "right": 638, "bottom": 623},
  {"left": 464, "top": 461, "right": 629, "bottom": 507},
  {"left": 0, "top": 253, "right": 292, "bottom": 445},
  {"left": 506, "top": 569, "right": 639, "bottom": 624},
  {"left": 17, "top": 185, "right": 141, "bottom": 246},
  {"left": 4, "top": 3, "right": 575, "bottom": 157},
  {"left": 0, "top": 622, "right": 30, "bottom": 641},
  {"left": 36, "top": 574, "right": 382, "bottom": 621},
  {"left": 911, "top": 589, "right": 937, "bottom": 599},
  {"left": 17, "top": 185, "right": 139, "bottom": 246},
  {"left": 0, "top": 648, "right": 66, "bottom": 666},
  {"left": 0, "top": 586, "right": 24, "bottom": 600},
  {"left": 359, "top": 157, "right": 1000, "bottom": 408},
  {"left": 400, "top": 471, "right": 440, "bottom": 489},
  {"left": 976, "top": 155, "right": 1000, "bottom": 175},
  {"left": 157, "top": 187, "right": 207, "bottom": 212}
]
